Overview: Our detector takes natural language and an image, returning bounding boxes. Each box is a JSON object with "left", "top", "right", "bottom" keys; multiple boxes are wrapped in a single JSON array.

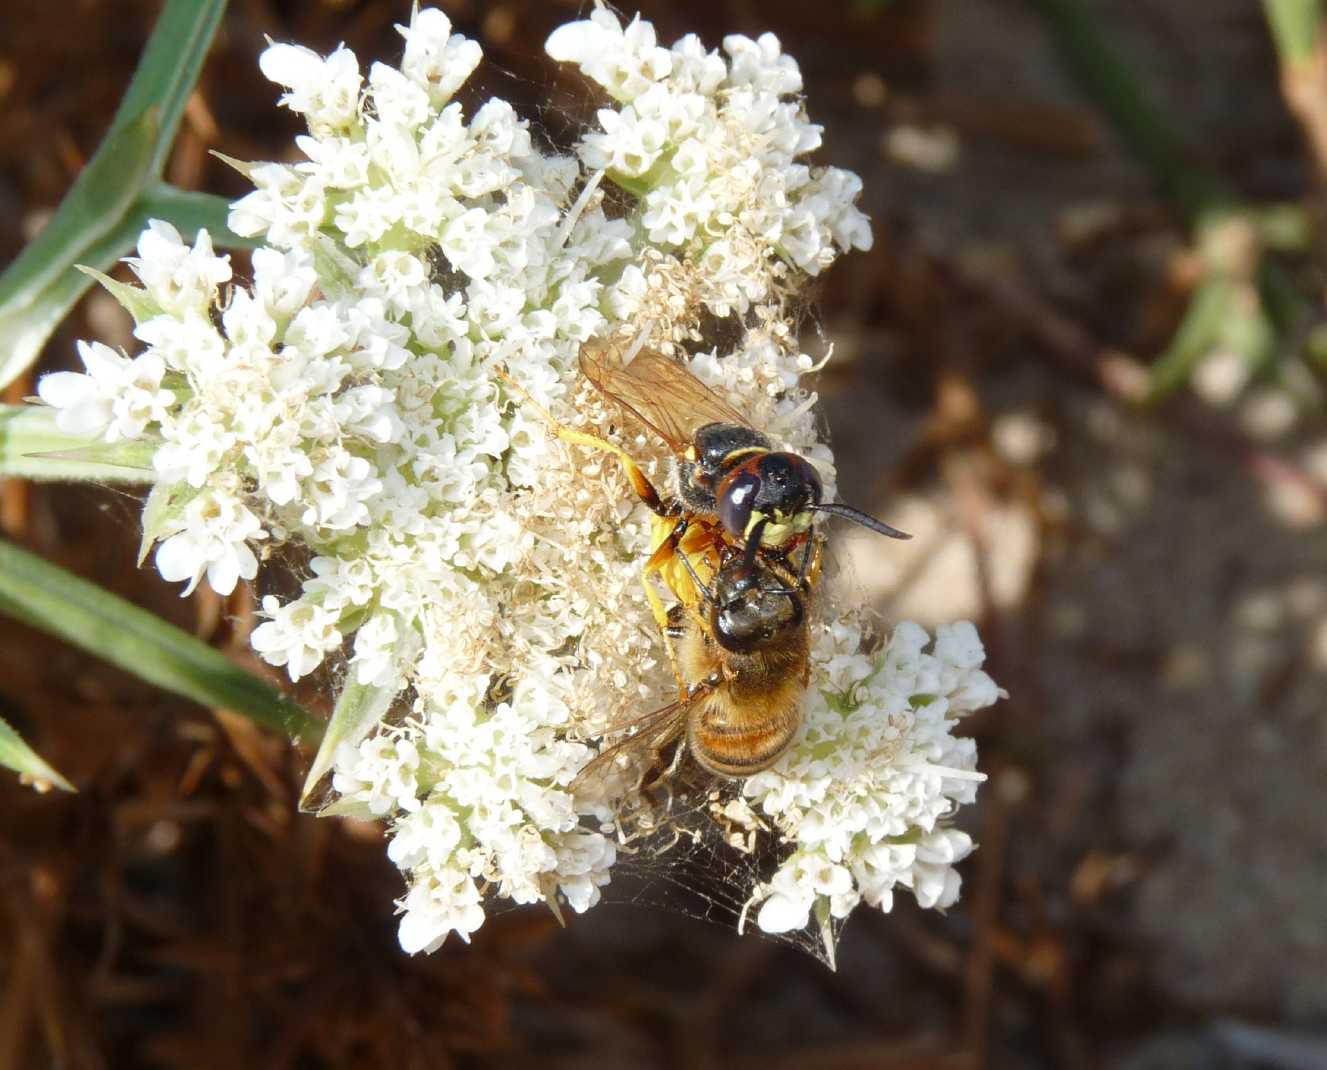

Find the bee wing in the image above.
[
  {"left": 571, "top": 686, "right": 711, "bottom": 798},
  {"left": 579, "top": 340, "right": 753, "bottom": 453}
]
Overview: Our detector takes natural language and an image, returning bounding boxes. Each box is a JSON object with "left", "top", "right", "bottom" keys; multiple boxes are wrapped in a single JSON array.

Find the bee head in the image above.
[{"left": 709, "top": 533, "right": 803, "bottom": 653}]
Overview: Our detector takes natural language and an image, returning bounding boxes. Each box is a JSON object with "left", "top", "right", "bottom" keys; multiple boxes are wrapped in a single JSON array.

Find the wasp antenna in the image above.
[
  {"left": 813, "top": 502, "right": 911, "bottom": 540},
  {"left": 741, "top": 519, "right": 768, "bottom": 576}
]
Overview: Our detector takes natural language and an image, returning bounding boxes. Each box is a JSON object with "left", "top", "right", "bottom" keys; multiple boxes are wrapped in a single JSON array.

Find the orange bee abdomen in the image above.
[{"left": 687, "top": 658, "right": 805, "bottom": 777}]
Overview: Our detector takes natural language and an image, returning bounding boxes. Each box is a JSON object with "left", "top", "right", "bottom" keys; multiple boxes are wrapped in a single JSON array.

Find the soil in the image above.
[{"left": 1, "top": 2, "right": 1324, "bottom": 1068}]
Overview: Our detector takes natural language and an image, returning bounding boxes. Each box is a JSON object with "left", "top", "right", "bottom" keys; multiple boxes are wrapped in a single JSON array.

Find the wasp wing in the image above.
[{"left": 579, "top": 339, "right": 753, "bottom": 453}]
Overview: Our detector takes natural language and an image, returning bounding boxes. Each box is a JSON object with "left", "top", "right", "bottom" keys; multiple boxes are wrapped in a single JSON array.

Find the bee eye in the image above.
[{"left": 717, "top": 469, "right": 760, "bottom": 538}]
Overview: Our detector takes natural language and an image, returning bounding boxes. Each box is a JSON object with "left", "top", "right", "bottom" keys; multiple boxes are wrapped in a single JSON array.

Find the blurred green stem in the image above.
[
  {"left": 1034, "top": 0, "right": 1317, "bottom": 391},
  {"left": 1263, "top": 0, "right": 1327, "bottom": 199},
  {"left": 1146, "top": 276, "right": 1235, "bottom": 400},
  {"left": 1031, "top": 0, "right": 1229, "bottom": 222},
  {"left": 1264, "top": 0, "right": 1324, "bottom": 65}
]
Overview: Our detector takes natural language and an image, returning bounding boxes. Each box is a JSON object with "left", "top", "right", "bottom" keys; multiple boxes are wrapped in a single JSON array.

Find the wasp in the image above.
[
  {"left": 499, "top": 336, "right": 908, "bottom": 656},
  {"left": 577, "top": 337, "right": 909, "bottom": 555}
]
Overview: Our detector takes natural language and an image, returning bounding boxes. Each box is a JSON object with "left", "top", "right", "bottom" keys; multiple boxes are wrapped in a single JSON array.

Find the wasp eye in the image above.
[
  {"left": 763, "top": 453, "right": 821, "bottom": 510},
  {"left": 795, "top": 455, "right": 823, "bottom": 504},
  {"left": 718, "top": 469, "right": 760, "bottom": 538}
]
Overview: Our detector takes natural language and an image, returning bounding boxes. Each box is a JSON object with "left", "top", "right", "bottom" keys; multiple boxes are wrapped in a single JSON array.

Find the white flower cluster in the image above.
[
  {"left": 38, "top": 4, "right": 998, "bottom": 955},
  {"left": 742, "top": 621, "right": 997, "bottom": 935},
  {"left": 546, "top": 6, "right": 873, "bottom": 316}
]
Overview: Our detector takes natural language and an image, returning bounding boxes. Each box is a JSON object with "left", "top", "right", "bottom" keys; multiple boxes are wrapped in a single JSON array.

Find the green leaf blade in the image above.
[
  {"left": 0, "top": 405, "right": 158, "bottom": 483},
  {"left": 0, "top": 0, "right": 230, "bottom": 390},
  {"left": 0, "top": 712, "right": 76, "bottom": 793},
  {"left": 0, "top": 539, "right": 319, "bottom": 743},
  {"left": 138, "top": 185, "right": 258, "bottom": 252},
  {"left": 0, "top": 191, "right": 250, "bottom": 393},
  {"left": 0, "top": 108, "right": 157, "bottom": 315},
  {"left": 110, "top": 0, "right": 229, "bottom": 179}
]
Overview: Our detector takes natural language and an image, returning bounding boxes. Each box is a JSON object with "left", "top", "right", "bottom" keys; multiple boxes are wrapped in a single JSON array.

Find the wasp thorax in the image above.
[
  {"left": 710, "top": 560, "right": 803, "bottom": 653},
  {"left": 678, "top": 422, "right": 772, "bottom": 513},
  {"left": 716, "top": 452, "right": 823, "bottom": 545}
]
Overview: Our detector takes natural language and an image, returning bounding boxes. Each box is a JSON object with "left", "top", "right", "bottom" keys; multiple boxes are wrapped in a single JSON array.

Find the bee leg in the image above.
[
  {"left": 642, "top": 734, "right": 687, "bottom": 799},
  {"left": 497, "top": 368, "right": 671, "bottom": 516},
  {"left": 757, "top": 535, "right": 820, "bottom": 595}
]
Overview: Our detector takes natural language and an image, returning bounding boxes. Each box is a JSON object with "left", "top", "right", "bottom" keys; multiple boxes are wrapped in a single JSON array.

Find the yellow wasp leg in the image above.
[
  {"left": 499, "top": 368, "right": 697, "bottom": 693},
  {"left": 642, "top": 515, "right": 723, "bottom": 698},
  {"left": 643, "top": 520, "right": 728, "bottom": 700},
  {"left": 642, "top": 522, "right": 688, "bottom": 698},
  {"left": 496, "top": 369, "right": 667, "bottom": 514}
]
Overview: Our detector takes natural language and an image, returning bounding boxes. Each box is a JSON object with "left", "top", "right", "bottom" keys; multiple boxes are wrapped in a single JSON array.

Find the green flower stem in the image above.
[{"left": 0, "top": 538, "right": 319, "bottom": 743}]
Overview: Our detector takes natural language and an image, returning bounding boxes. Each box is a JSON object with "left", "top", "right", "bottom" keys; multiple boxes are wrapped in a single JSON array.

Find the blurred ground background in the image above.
[{"left": 3, "top": 1, "right": 1327, "bottom": 1067}]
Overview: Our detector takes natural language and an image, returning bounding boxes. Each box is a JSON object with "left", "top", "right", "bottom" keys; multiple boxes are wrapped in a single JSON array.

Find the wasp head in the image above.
[{"left": 716, "top": 452, "right": 823, "bottom": 549}]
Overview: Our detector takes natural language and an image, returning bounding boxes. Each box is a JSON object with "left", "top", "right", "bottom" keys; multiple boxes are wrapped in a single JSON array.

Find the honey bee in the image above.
[{"left": 574, "top": 535, "right": 814, "bottom": 801}]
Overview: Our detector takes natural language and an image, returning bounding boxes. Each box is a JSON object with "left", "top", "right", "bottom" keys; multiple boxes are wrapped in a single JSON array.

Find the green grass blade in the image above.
[
  {"left": 0, "top": 405, "right": 158, "bottom": 482},
  {"left": 0, "top": 0, "right": 229, "bottom": 390},
  {"left": 138, "top": 184, "right": 258, "bottom": 251},
  {"left": 1032, "top": 0, "right": 1229, "bottom": 222},
  {"left": 109, "top": 0, "right": 229, "bottom": 178},
  {"left": 0, "top": 538, "right": 319, "bottom": 743},
  {"left": 0, "top": 711, "right": 75, "bottom": 793},
  {"left": 0, "top": 110, "right": 158, "bottom": 389},
  {"left": 0, "top": 190, "right": 251, "bottom": 394}
]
